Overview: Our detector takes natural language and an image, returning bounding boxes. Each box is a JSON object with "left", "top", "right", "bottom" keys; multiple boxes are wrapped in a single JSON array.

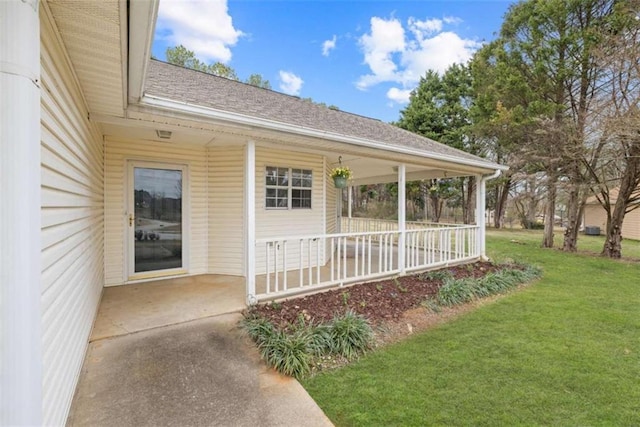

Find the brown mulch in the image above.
[{"left": 250, "top": 261, "right": 501, "bottom": 328}]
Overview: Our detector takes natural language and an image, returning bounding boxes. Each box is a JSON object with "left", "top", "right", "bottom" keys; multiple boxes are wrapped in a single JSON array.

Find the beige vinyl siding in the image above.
[
  {"left": 583, "top": 205, "right": 607, "bottom": 234},
  {"left": 104, "top": 138, "right": 208, "bottom": 285},
  {"left": 40, "top": 11, "right": 105, "bottom": 426},
  {"left": 325, "top": 160, "right": 337, "bottom": 235},
  {"left": 255, "top": 148, "right": 325, "bottom": 274},
  {"left": 208, "top": 145, "right": 244, "bottom": 275},
  {"left": 584, "top": 204, "right": 640, "bottom": 240},
  {"left": 624, "top": 209, "right": 640, "bottom": 240}
]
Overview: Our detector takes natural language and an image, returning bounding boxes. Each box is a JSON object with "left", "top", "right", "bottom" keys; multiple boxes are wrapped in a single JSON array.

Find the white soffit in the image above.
[{"left": 46, "top": 0, "right": 125, "bottom": 117}]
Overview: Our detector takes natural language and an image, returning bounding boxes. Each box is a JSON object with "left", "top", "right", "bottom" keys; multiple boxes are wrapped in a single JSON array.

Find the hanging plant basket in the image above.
[
  {"left": 333, "top": 176, "right": 348, "bottom": 188},
  {"left": 330, "top": 165, "right": 352, "bottom": 189}
]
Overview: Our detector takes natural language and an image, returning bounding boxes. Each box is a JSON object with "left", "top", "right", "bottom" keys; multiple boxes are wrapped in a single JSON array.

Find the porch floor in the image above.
[{"left": 91, "top": 274, "right": 245, "bottom": 341}]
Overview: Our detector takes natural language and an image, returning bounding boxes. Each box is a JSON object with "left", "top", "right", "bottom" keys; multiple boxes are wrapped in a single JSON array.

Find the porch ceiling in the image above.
[
  {"left": 44, "top": 0, "right": 126, "bottom": 117},
  {"left": 98, "top": 110, "right": 488, "bottom": 185}
]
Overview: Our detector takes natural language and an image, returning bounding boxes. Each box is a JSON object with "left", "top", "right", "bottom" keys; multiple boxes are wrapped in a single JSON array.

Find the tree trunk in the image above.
[
  {"left": 562, "top": 178, "right": 581, "bottom": 252},
  {"left": 462, "top": 176, "right": 475, "bottom": 224},
  {"left": 542, "top": 172, "right": 557, "bottom": 248},
  {"left": 493, "top": 176, "right": 511, "bottom": 229},
  {"left": 602, "top": 142, "right": 640, "bottom": 258},
  {"left": 602, "top": 205, "right": 625, "bottom": 258},
  {"left": 430, "top": 194, "right": 442, "bottom": 222},
  {"left": 421, "top": 182, "right": 429, "bottom": 221}
]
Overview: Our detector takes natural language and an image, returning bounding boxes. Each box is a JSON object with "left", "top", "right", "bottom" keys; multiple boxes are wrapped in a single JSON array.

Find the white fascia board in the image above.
[
  {"left": 140, "top": 94, "right": 509, "bottom": 174},
  {"left": 119, "top": 0, "right": 129, "bottom": 111},
  {"left": 128, "top": 0, "right": 159, "bottom": 104}
]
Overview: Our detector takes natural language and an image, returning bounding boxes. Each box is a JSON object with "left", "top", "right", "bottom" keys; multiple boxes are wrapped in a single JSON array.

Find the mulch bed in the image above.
[{"left": 250, "top": 261, "right": 501, "bottom": 328}]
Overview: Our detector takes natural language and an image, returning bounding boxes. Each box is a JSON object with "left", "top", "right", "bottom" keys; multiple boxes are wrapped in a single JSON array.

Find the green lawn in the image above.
[{"left": 303, "top": 230, "right": 640, "bottom": 426}]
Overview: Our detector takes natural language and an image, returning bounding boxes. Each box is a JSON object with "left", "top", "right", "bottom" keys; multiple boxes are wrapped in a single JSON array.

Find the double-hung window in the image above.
[{"left": 265, "top": 166, "right": 312, "bottom": 209}]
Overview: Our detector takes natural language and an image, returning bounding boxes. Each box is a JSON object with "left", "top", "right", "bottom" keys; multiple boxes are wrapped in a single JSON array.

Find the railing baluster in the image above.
[
  {"left": 378, "top": 234, "right": 383, "bottom": 273},
  {"left": 282, "top": 241, "right": 288, "bottom": 290},
  {"left": 337, "top": 236, "right": 342, "bottom": 282},
  {"left": 354, "top": 236, "right": 359, "bottom": 280},
  {"left": 299, "top": 239, "right": 304, "bottom": 286},
  {"left": 423, "top": 231, "right": 428, "bottom": 266},
  {"left": 316, "top": 238, "right": 321, "bottom": 285},
  {"left": 361, "top": 235, "right": 366, "bottom": 276},
  {"left": 274, "top": 242, "right": 279, "bottom": 292},
  {"left": 343, "top": 236, "right": 347, "bottom": 279},
  {"left": 383, "top": 233, "right": 388, "bottom": 272},
  {"left": 330, "top": 237, "right": 335, "bottom": 282},
  {"left": 367, "top": 235, "right": 372, "bottom": 275},
  {"left": 266, "top": 242, "right": 271, "bottom": 294},
  {"left": 308, "top": 238, "right": 312, "bottom": 286}
]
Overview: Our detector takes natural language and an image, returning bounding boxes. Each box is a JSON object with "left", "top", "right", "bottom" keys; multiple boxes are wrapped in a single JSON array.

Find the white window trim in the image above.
[{"left": 265, "top": 166, "right": 312, "bottom": 210}]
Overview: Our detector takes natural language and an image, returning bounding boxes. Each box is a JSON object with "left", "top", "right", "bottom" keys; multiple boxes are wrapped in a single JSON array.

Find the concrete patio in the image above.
[
  {"left": 91, "top": 274, "right": 246, "bottom": 341},
  {"left": 69, "top": 313, "right": 333, "bottom": 427},
  {"left": 72, "top": 277, "right": 333, "bottom": 426}
]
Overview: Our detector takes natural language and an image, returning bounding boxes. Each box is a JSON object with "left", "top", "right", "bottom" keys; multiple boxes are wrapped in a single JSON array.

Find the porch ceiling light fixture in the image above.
[{"left": 156, "top": 129, "right": 172, "bottom": 139}]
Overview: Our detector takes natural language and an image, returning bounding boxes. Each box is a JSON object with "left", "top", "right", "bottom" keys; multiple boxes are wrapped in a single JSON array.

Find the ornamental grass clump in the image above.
[
  {"left": 436, "top": 278, "right": 476, "bottom": 306},
  {"left": 435, "top": 263, "right": 541, "bottom": 307},
  {"left": 326, "top": 310, "right": 374, "bottom": 360},
  {"left": 242, "top": 309, "right": 374, "bottom": 379}
]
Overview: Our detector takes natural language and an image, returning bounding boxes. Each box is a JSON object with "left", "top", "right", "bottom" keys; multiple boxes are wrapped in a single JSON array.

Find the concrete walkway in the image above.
[{"left": 68, "top": 313, "right": 333, "bottom": 427}]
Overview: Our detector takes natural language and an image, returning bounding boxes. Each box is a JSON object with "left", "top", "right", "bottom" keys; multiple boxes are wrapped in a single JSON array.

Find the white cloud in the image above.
[
  {"left": 279, "top": 71, "right": 304, "bottom": 95},
  {"left": 408, "top": 17, "right": 442, "bottom": 39},
  {"left": 322, "top": 35, "right": 337, "bottom": 56},
  {"left": 356, "top": 17, "right": 405, "bottom": 89},
  {"left": 387, "top": 87, "right": 412, "bottom": 104},
  {"left": 443, "top": 16, "right": 463, "bottom": 25},
  {"left": 356, "top": 15, "right": 481, "bottom": 104},
  {"left": 156, "top": 0, "right": 243, "bottom": 63}
]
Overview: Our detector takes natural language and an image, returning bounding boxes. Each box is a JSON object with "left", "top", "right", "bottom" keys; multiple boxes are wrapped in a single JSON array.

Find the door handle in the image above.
[{"left": 129, "top": 214, "right": 134, "bottom": 227}]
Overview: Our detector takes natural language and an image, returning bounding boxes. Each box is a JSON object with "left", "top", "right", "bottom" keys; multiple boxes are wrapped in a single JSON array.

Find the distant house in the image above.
[
  {"left": 583, "top": 187, "right": 640, "bottom": 240},
  {"left": 2, "top": 1, "right": 506, "bottom": 425}
]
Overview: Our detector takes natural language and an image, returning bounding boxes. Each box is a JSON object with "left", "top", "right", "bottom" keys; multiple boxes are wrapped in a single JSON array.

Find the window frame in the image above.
[{"left": 265, "top": 166, "right": 312, "bottom": 210}]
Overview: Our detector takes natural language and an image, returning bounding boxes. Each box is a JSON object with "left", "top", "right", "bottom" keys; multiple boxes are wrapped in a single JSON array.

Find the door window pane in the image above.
[{"left": 134, "top": 167, "right": 183, "bottom": 273}]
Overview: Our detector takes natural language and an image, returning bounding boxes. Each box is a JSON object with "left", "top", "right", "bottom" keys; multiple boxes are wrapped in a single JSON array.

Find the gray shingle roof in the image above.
[{"left": 145, "top": 60, "right": 499, "bottom": 168}]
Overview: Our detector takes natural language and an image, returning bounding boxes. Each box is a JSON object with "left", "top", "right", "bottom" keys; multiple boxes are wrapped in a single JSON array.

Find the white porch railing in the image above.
[
  {"left": 404, "top": 226, "right": 478, "bottom": 271},
  {"left": 255, "top": 223, "right": 480, "bottom": 301},
  {"left": 341, "top": 217, "right": 461, "bottom": 233}
]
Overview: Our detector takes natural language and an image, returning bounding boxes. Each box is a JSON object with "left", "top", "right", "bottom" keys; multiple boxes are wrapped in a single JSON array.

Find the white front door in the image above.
[{"left": 127, "top": 161, "right": 188, "bottom": 280}]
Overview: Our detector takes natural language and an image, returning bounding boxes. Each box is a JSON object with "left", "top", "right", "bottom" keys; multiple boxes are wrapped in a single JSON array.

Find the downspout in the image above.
[
  {"left": 0, "top": 0, "right": 43, "bottom": 425},
  {"left": 476, "top": 169, "right": 503, "bottom": 260}
]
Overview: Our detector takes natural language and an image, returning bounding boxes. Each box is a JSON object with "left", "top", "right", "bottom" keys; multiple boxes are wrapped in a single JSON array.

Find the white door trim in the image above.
[{"left": 126, "top": 160, "right": 190, "bottom": 281}]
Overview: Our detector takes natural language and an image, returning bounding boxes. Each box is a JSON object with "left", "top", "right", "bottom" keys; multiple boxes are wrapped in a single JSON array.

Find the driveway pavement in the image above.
[{"left": 67, "top": 313, "right": 333, "bottom": 427}]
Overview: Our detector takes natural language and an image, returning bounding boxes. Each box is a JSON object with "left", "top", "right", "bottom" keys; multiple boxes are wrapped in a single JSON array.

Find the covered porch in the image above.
[{"left": 90, "top": 220, "right": 481, "bottom": 341}]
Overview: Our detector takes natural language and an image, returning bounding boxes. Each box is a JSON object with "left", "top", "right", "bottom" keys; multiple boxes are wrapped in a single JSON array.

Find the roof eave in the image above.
[
  {"left": 140, "top": 94, "right": 508, "bottom": 175},
  {"left": 128, "top": 0, "right": 159, "bottom": 105}
]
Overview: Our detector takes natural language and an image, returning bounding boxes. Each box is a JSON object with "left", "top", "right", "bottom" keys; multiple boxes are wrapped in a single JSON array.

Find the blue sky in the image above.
[{"left": 152, "top": 1, "right": 516, "bottom": 123}]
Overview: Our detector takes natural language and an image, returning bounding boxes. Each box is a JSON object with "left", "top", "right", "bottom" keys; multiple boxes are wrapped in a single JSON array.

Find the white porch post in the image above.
[
  {"left": 245, "top": 140, "right": 256, "bottom": 304},
  {"left": 475, "top": 175, "right": 487, "bottom": 259},
  {"left": 1, "top": 0, "right": 43, "bottom": 425},
  {"left": 398, "top": 164, "right": 406, "bottom": 274},
  {"left": 337, "top": 189, "right": 342, "bottom": 233},
  {"left": 347, "top": 185, "right": 352, "bottom": 233}
]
